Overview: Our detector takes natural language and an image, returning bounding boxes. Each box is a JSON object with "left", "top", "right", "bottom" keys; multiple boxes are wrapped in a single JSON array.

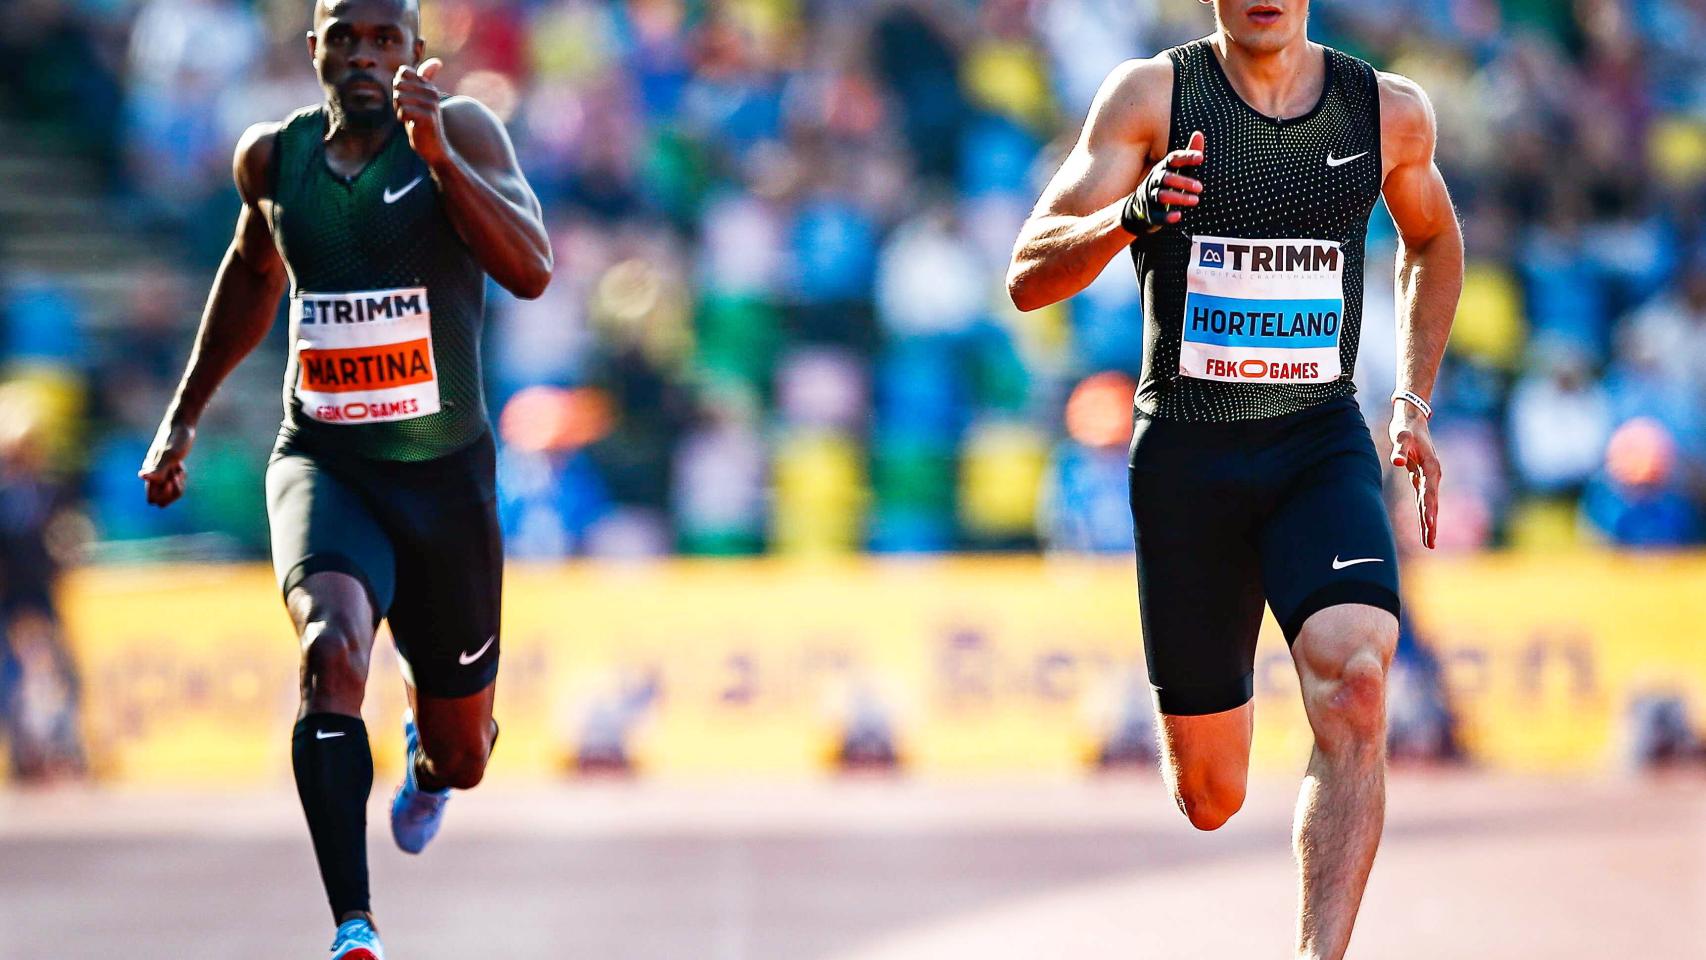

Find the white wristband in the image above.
[{"left": 1391, "top": 390, "right": 1433, "bottom": 420}]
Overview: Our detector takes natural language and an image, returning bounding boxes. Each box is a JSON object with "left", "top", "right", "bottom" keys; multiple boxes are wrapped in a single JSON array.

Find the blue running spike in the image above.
[
  {"left": 389, "top": 710, "right": 451, "bottom": 855},
  {"left": 329, "top": 917, "right": 384, "bottom": 960}
]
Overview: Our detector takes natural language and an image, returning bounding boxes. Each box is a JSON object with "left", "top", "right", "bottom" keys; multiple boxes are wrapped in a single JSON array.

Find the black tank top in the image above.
[
  {"left": 1132, "top": 39, "right": 1382, "bottom": 422},
  {"left": 269, "top": 105, "right": 489, "bottom": 462}
]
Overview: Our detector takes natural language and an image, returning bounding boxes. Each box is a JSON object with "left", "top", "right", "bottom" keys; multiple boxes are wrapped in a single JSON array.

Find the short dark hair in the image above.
[{"left": 315, "top": 0, "right": 421, "bottom": 35}]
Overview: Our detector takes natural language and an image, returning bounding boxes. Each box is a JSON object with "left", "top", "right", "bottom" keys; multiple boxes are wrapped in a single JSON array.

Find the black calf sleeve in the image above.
[{"left": 292, "top": 713, "right": 373, "bottom": 921}]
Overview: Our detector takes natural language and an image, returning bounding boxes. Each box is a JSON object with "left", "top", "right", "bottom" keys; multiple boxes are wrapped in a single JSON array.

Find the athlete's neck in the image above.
[
  {"left": 1209, "top": 33, "right": 1324, "bottom": 120},
  {"left": 323, "top": 111, "right": 398, "bottom": 176}
]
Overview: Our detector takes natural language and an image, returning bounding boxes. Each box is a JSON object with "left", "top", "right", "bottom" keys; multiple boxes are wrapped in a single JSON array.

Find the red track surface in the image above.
[{"left": 2, "top": 772, "right": 1701, "bottom": 958}]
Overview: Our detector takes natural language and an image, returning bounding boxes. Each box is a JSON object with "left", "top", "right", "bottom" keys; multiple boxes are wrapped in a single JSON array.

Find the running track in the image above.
[{"left": 2, "top": 773, "right": 1701, "bottom": 958}]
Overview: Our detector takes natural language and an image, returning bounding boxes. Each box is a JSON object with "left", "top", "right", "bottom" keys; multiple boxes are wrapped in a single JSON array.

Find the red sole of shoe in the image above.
[{"left": 336, "top": 950, "right": 378, "bottom": 960}]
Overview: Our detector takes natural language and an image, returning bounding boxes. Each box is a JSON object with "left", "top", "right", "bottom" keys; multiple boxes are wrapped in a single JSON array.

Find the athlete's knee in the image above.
[
  {"left": 1174, "top": 770, "right": 1246, "bottom": 831},
  {"left": 1314, "top": 658, "right": 1385, "bottom": 744},
  {"left": 1301, "top": 637, "right": 1393, "bottom": 754},
  {"left": 423, "top": 740, "right": 491, "bottom": 790},
  {"left": 1296, "top": 609, "right": 1396, "bottom": 751},
  {"left": 300, "top": 619, "right": 372, "bottom": 707}
]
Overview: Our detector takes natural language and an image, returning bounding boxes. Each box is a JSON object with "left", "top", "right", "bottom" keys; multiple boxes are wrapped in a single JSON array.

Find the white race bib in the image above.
[
  {"left": 1178, "top": 236, "right": 1345, "bottom": 384},
  {"left": 292, "top": 287, "right": 440, "bottom": 424}
]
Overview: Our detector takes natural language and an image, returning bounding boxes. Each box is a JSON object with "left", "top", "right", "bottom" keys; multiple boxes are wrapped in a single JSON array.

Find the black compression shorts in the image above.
[
  {"left": 1128, "top": 397, "right": 1400, "bottom": 717},
  {"left": 265, "top": 431, "right": 502, "bottom": 699}
]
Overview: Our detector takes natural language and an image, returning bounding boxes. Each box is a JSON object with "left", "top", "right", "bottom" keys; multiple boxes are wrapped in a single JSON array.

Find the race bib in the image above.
[
  {"left": 1179, "top": 236, "right": 1344, "bottom": 384},
  {"left": 292, "top": 287, "right": 440, "bottom": 424}
]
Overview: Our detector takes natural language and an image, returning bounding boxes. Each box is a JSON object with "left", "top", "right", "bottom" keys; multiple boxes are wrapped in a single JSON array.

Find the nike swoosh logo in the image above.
[
  {"left": 1332, "top": 555, "right": 1385, "bottom": 570},
  {"left": 1326, "top": 152, "right": 1369, "bottom": 168},
  {"left": 383, "top": 176, "right": 425, "bottom": 204},
  {"left": 459, "top": 635, "right": 496, "bottom": 666},
  {"left": 316, "top": 730, "right": 346, "bottom": 740}
]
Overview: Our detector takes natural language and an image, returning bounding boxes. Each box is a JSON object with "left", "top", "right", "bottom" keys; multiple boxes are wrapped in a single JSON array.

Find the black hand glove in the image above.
[{"left": 1120, "top": 130, "right": 1206, "bottom": 238}]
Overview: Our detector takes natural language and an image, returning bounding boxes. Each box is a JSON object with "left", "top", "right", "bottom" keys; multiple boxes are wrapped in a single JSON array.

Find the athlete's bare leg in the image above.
[
  {"left": 1157, "top": 701, "right": 1253, "bottom": 831},
  {"left": 285, "top": 571, "right": 378, "bottom": 927},
  {"left": 287, "top": 570, "right": 375, "bottom": 720},
  {"left": 1290, "top": 603, "right": 1398, "bottom": 960},
  {"left": 407, "top": 681, "right": 497, "bottom": 791}
]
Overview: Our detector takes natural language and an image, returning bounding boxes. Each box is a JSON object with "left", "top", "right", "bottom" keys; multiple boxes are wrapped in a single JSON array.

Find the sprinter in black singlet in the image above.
[
  {"left": 138, "top": 1, "right": 552, "bottom": 956},
  {"left": 1008, "top": 2, "right": 1462, "bottom": 956}
]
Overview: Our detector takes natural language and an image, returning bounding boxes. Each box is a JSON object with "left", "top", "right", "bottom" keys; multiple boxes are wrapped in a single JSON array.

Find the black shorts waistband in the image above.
[
  {"left": 1133, "top": 395, "right": 1361, "bottom": 438},
  {"left": 273, "top": 429, "right": 495, "bottom": 478}
]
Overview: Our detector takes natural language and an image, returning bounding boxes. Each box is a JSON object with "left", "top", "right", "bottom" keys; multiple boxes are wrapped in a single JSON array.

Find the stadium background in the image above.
[{"left": 0, "top": 0, "right": 1703, "bottom": 957}]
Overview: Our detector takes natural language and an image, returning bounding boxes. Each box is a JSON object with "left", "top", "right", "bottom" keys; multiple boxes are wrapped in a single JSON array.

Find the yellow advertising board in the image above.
[{"left": 57, "top": 556, "right": 1706, "bottom": 785}]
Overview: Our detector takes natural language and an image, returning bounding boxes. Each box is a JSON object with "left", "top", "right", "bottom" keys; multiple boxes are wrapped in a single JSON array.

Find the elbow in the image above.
[
  {"left": 1006, "top": 266, "right": 1047, "bottom": 313},
  {"left": 508, "top": 255, "right": 554, "bottom": 301},
  {"left": 512, "top": 274, "right": 549, "bottom": 301}
]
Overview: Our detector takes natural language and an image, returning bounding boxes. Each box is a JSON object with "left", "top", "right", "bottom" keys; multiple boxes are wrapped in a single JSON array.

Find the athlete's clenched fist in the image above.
[
  {"left": 1121, "top": 129, "right": 1206, "bottom": 235},
  {"left": 394, "top": 58, "right": 449, "bottom": 167},
  {"left": 138, "top": 420, "right": 195, "bottom": 508}
]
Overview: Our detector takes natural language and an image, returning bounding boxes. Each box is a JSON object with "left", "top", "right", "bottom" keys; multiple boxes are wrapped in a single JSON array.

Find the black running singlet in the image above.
[
  {"left": 1132, "top": 39, "right": 1383, "bottom": 422},
  {"left": 268, "top": 105, "right": 490, "bottom": 462}
]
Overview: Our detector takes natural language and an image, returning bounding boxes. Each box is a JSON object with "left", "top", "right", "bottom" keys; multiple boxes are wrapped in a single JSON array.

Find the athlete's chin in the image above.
[
  {"left": 337, "top": 101, "right": 393, "bottom": 130},
  {"left": 1228, "top": 28, "right": 1297, "bottom": 54}
]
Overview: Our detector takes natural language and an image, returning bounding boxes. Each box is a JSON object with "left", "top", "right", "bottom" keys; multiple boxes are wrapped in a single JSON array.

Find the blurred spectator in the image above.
[
  {"left": 876, "top": 202, "right": 989, "bottom": 339},
  {"left": 673, "top": 383, "right": 767, "bottom": 555},
  {"left": 0, "top": 386, "right": 86, "bottom": 781},
  {"left": 496, "top": 385, "right": 618, "bottom": 558},
  {"left": 1619, "top": 253, "right": 1706, "bottom": 415},
  {"left": 0, "top": 0, "right": 125, "bottom": 172},
  {"left": 1387, "top": 612, "right": 1462, "bottom": 764},
  {"left": 124, "top": 0, "right": 263, "bottom": 243},
  {"left": 870, "top": 4, "right": 967, "bottom": 184},
  {"left": 1043, "top": 372, "right": 1135, "bottom": 554},
  {"left": 1507, "top": 340, "right": 1614, "bottom": 496},
  {"left": 1580, "top": 417, "right": 1704, "bottom": 547},
  {"left": 1033, "top": 0, "right": 1152, "bottom": 115}
]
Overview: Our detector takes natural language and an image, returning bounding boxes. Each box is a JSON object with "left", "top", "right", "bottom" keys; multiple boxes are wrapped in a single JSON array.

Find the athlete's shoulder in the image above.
[
  {"left": 439, "top": 96, "right": 509, "bottom": 140},
  {"left": 439, "top": 94, "right": 498, "bottom": 122},
  {"left": 233, "top": 119, "right": 284, "bottom": 204},
  {"left": 233, "top": 106, "right": 322, "bottom": 197},
  {"left": 1100, "top": 52, "right": 1176, "bottom": 106},
  {"left": 280, "top": 103, "right": 325, "bottom": 130},
  {"left": 437, "top": 95, "right": 521, "bottom": 159},
  {"left": 1376, "top": 72, "right": 1434, "bottom": 121},
  {"left": 1082, "top": 53, "right": 1174, "bottom": 148},
  {"left": 1375, "top": 72, "right": 1436, "bottom": 165}
]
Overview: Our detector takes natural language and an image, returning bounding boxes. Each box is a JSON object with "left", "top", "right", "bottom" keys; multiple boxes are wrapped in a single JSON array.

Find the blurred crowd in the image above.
[
  {"left": 0, "top": 385, "right": 85, "bottom": 780},
  {"left": 2, "top": 0, "right": 1706, "bottom": 569}
]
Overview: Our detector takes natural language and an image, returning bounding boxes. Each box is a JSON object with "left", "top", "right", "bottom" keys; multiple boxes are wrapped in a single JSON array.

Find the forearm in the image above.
[
  {"left": 428, "top": 150, "right": 552, "bottom": 298},
  {"left": 166, "top": 247, "right": 284, "bottom": 427},
  {"left": 1007, "top": 198, "right": 1137, "bottom": 312},
  {"left": 1393, "top": 226, "right": 1462, "bottom": 401}
]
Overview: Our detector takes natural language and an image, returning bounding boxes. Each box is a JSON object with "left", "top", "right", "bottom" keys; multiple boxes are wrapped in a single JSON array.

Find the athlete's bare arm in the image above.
[
  {"left": 1379, "top": 72, "right": 1463, "bottom": 550},
  {"left": 1007, "top": 57, "right": 1196, "bottom": 312},
  {"left": 393, "top": 59, "right": 552, "bottom": 300},
  {"left": 140, "top": 123, "right": 290, "bottom": 508}
]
